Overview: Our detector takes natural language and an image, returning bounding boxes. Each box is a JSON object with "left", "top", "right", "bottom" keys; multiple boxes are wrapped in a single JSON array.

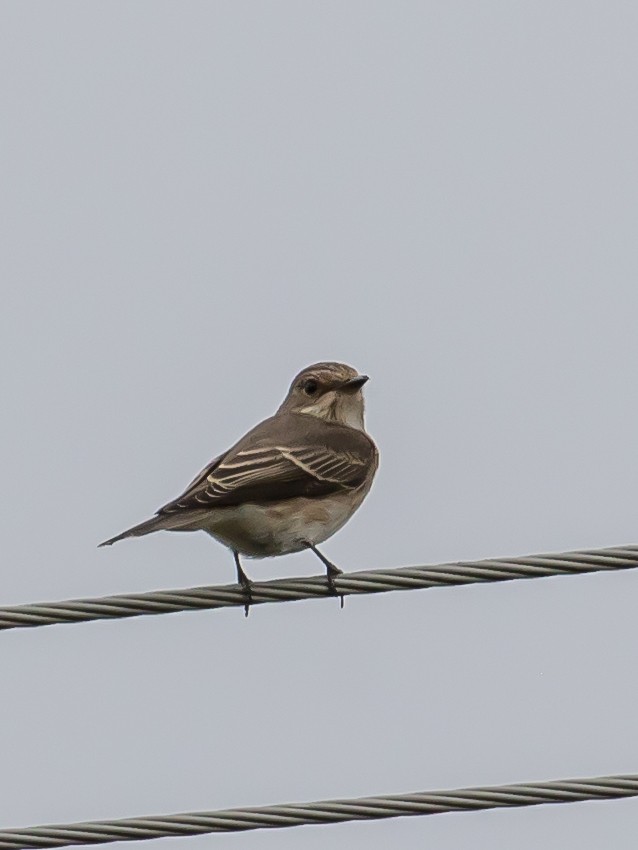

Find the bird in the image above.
[{"left": 100, "top": 362, "right": 378, "bottom": 613}]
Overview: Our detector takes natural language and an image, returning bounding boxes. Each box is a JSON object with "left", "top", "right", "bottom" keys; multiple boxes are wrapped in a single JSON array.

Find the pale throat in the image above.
[{"left": 298, "top": 394, "right": 366, "bottom": 431}]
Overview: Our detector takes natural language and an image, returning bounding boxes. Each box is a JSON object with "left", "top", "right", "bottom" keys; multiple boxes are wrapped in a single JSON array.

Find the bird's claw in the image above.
[
  {"left": 233, "top": 552, "right": 253, "bottom": 617},
  {"left": 239, "top": 577, "right": 253, "bottom": 617},
  {"left": 326, "top": 564, "right": 344, "bottom": 608}
]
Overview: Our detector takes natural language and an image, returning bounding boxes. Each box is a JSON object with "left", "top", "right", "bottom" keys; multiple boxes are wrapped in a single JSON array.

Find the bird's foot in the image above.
[
  {"left": 305, "top": 542, "right": 345, "bottom": 608},
  {"left": 239, "top": 575, "right": 253, "bottom": 618},
  {"left": 234, "top": 552, "right": 253, "bottom": 618},
  {"left": 326, "top": 562, "right": 344, "bottom": 608}
]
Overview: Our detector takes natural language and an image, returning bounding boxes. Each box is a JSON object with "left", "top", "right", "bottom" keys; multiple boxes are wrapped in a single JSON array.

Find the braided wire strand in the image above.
[
  {"left": 1, "top": 545, "right": 637, "bottom": 631},
  {"left": 1, "top": 774, "right": 637, "bottom": 848}
]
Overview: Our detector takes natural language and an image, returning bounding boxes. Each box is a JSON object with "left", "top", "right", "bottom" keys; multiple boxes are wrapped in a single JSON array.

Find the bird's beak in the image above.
[{"left": 341, "top": 374, "right": 369, "bottom": 392}]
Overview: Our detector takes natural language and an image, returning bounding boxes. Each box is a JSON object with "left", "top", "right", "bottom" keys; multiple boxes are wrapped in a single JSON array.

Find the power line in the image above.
[
  {"left": 1, "top": 545, "right": 637, "bottom": 631},
  {"left": 1, "top": 773, "right": 636, "bottom": 848}
]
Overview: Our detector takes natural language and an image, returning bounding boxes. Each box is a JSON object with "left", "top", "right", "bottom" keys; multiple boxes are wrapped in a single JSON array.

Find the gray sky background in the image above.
[{"left": 1, "top": 2, "right": 638, "bottom": 847}]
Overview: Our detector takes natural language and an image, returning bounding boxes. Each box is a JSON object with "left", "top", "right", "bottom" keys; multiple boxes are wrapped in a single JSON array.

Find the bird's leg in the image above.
[
  {"left": 305, "top": 543, "right": 344, "bottom": 608},
  {"left": 233, "top": 551, "right": 253, "bottom": 618}
]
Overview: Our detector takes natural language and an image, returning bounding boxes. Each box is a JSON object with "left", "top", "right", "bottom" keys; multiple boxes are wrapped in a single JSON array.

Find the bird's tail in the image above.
[
  {"left": 98, "top": 512, "right": 197, "bottom": 547},
  {"left": 98, "top": 516, "right": 165, "bottom": 547}
]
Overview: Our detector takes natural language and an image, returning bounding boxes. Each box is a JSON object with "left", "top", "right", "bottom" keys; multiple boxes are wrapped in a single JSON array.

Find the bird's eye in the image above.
[{"left": 303, "top": 379, "right": 318, "bottom": 396}]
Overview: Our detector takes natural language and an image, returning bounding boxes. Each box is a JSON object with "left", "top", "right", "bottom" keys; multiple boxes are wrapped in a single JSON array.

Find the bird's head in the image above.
[{"left": 278, "top": 362, "right": 369, "bottom": 430}]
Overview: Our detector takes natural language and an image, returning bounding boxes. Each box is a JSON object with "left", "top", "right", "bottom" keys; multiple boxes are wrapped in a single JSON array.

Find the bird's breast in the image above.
[{"left": 201, "top": 490, "right": 368, "bottom": 557}]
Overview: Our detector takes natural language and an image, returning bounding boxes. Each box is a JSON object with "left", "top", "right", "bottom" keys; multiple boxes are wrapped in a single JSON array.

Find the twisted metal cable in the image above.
[
  {"left": 1, "top": 774, "right": 637, "bottom": 848},
  {"left": 1, "top": 545, "right": 637, "bottom": 631}
]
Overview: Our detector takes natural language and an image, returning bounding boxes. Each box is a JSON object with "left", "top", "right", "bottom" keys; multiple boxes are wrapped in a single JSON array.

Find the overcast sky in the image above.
[{"left": 1, "top": 2, "right": 638, "bottom": 848}]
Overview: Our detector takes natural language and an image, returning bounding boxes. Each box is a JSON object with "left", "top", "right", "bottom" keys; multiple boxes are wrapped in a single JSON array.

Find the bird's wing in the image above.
[
  {"left": 176, "top": 451, "right": 227, "bottom": 496},
  {"left": 159, "top": 442, "right": 371, "bottom": 514}
]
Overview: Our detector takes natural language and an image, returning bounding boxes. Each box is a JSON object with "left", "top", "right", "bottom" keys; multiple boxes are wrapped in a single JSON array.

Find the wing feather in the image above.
[
  {"left": 279, "top": 446, "right": 366, "bottom": 484},
  {"left": 157, "top": 413, "right": 377, "bottom": 516},
  {"left": 160, "top": 443, "right": 369, "bottom": 513}
]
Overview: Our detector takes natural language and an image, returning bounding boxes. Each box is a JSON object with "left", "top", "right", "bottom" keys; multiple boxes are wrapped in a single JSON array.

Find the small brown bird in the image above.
[{"left": 100, "top": 362, "right": 378, "bottom": 612}]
